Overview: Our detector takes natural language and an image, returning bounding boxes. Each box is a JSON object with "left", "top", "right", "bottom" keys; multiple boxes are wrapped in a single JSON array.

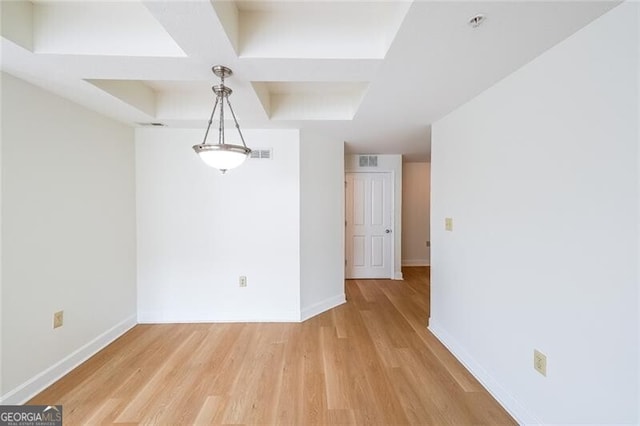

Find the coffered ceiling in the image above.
[{"left": 1, "top": 0, "right": 619, "bottom": 161}]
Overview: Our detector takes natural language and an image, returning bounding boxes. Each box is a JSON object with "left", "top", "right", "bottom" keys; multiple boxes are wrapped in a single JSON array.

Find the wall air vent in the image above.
[
  {"left": 359, "top": 155, "right": 378, "bottom": 167},
  {"left": 250, "top": 149, "right": 272, "bottom": 160}
]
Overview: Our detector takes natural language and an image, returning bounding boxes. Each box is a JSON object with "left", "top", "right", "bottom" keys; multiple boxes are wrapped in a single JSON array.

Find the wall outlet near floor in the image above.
[
  {"left": 239, "top": 276, "right": 247, "bottom": 287},
  {"left": 533, "top": 349, "right": 547, "bottom": 376},
  {"left": 53, "top": 310, "right": 64, "bottom": 329}
]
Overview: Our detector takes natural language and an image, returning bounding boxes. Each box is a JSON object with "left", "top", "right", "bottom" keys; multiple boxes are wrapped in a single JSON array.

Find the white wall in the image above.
[
  {"left": 430, "top": 4, "right": 638, "bottom": 424},
  {"left": 1, "top": 73, "right": 137, "bottom": 403},
  {"left": 345, "top": 154, "right": 403, "bottom": 279},
  {"left": 136, "top": 128, "right": 301, "bottom": 322},
  {"left": 402, "top": 162, "right": 430, "bottom": 266},
  {"left": 299, "top": 130, "right": 345, "bottom": 320}
]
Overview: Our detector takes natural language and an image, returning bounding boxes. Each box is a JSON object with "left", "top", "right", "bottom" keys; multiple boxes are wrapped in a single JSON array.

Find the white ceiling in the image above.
[{"left": 0, "top": 0, "right": 620, "bottom": 161}]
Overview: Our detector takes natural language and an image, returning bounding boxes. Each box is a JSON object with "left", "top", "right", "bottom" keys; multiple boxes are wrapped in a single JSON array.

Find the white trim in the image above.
[
  {"left": 0, "top": 315, "right": 137, "bottom": 405},
  {"left": 428, "top": 319, "right": 540, "bottom": 425},
  {"left": 636, "top": 4, "right": 640, "bottom": 421},
  {"left": 389, "top": 169, "right": 397, "bottom": 280},
  {"left": 300, "top": 294, "right": 346, "bottom": 321},
  {"left": 137, "top": 312, "right": 301, "bottom": 324},
  {"left": 401, "top": 259, "right": 430, "bottom": 266},
  {"left": 393, "top": 271, "right": 404, "bottom": 280}
]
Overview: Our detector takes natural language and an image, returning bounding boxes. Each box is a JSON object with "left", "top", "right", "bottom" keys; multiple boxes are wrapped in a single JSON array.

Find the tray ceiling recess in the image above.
[
  {"left": 213, "top": 1, "right": 412, "bottom": 59},
  {"left": 3, "top": 1, "right": 185, "bottom": 56}
]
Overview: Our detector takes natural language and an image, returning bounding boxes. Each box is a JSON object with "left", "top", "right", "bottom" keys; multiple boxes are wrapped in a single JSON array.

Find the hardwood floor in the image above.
[{"left": 29, "top": 267, "right": 515, "bottom": 425}]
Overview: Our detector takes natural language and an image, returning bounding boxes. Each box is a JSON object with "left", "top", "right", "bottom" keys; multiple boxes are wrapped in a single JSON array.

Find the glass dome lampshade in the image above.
[{"left": 195, "top": 144, "right": 251, "bottom": 172}]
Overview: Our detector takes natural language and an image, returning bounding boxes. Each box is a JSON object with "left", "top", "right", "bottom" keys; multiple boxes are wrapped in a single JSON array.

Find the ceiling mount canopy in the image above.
[{"left": 193, "top": 65, "right": 251, "bottom": 174}]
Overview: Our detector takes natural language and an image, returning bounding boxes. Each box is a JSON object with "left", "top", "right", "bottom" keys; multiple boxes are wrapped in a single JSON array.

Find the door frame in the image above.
[{"left": 345, "top": 170, "right": 396, "bottom": 280}]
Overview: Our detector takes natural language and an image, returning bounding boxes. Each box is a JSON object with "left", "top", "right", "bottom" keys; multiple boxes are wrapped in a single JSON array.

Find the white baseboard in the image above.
[
  {"left": 137, "top": 312, "right": 301, "bottom": 324},
  {"left": 428, "top": 319, "right": 540, "bottom": 426},
  {"left": 402, "top": 259, "right": 430, "bottom": 266},
  {"left": 0, "top": 315, "right": 137, "bottom": 405},
  {"left": 300, "top": 294, "right": 346, "bottom": 322},
  {"left": 140, "top": 295, "right": 347, "bottom": 324}
]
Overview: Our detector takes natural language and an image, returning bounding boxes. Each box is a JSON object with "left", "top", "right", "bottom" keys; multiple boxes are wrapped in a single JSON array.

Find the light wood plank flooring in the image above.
[{"left": 29, "top": 267, "right": 515, "bottom": 425}]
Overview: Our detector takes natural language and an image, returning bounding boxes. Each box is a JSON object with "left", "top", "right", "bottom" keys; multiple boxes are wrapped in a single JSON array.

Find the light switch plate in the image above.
[
  {"left": 53, "top": 310, "right": 64, "bottom": 329},
  {"left": 445, "top": 217, "right": 453, "bottom": 231}
]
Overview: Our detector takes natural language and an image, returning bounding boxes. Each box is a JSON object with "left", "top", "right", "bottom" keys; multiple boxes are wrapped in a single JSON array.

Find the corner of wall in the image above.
[
  {"left": 300, "top": 295, "right": 346, "bottom": 322},
  {"left": 0, "top": 315, "right": 136, "bottom": 405},
  {"left": 299, "top": 132, "right": 345, "bottom": 320}
]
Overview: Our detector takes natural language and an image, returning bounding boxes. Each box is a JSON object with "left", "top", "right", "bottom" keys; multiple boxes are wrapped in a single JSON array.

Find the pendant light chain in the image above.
[
  {"left": 218, "top": 81, "right": 225, "bottom": 146},
  {"left": 201, "top": 96, "right": 219, "bottom": 145}
]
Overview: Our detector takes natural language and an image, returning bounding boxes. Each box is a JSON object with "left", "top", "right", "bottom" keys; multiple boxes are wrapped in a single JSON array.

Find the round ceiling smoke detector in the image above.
[{"left": 468, "top": 14, "right": 486, "bottom": 28}]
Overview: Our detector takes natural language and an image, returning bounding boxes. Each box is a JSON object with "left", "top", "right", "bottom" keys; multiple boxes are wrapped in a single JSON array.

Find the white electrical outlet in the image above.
[
  {"left": 239, "top": 276, "right": 247, "bottom": 287},
  {"left": 534, "top": 349, "right": 547, "bottom": 376}
]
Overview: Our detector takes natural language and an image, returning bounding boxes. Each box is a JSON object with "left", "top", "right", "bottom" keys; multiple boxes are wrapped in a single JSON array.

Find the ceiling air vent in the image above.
[
  {"left": 359, "top": 155, "right": 378, "bottom": 167},
  {"left": 250, "top": 149, "right": 272, "bottom": 160}
]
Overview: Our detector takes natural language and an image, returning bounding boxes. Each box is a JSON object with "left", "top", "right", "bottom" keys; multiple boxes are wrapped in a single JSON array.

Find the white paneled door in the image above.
[{"left": 345, "top": 172, "right": 393, "bottom": 279}]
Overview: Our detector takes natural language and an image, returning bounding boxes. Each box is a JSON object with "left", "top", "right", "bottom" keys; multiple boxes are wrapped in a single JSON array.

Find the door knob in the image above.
[{"left": 385, "top": 229, "right": 392, "bottom": 233}]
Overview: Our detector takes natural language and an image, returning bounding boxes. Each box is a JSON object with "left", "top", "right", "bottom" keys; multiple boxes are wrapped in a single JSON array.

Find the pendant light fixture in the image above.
[{"left": 193, "top": 65, "right": 251, "bottom": 174}]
